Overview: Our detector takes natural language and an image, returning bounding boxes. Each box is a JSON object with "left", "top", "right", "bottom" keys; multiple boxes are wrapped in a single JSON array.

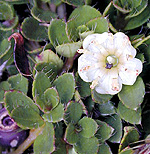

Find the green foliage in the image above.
[
  {"left": 119, "top": 126, "right": 139, "bottom": 152},
  {"left": 5, "top": 91, "right": 44, "bottom": 129},
  {"left": 21, "top": 17, "right": 48, "bottom": 41},
  {"left": 34, "top": 122, "right": 55, "bottom": 153},
  {"left": 0, "top": 0, "right": 149, "bottom": 153},
  {"left": 53, "top": 73, "right": 75, "bottom": 104},
  {"left": 64, "top": 101, "right": 83, "bottom": 124},
  {"left": 118, "top": 77, "right": 145, "bottom": 110}
]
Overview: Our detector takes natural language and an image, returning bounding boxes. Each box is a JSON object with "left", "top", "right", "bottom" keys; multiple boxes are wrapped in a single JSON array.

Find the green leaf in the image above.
[
  {"left": 31, "top": 6, "right": 57, "bottom": 22},
  {"left": 0, "top": 81, "right": 10, "bottom": 102},
  {"left": 35, "top": 49, "right": 63, "bottom": 70},
  {"left": 86, "top": 17, "right": 109, "bottom": 33},
  {"left": 62, "top": 0, "right": 85, "bottom": 6},
  {"left": 11, "top": 106, "right": 44, "bottom": 129},
  {"left": 96, "top": 120, "right": 114, "bottom": 143},
  {"left": 113, "top": 0, "right": 142, "bottom": 13},
  {"left": 91, "top": 89, "right": 113, "bottom": 104},
  {"left": 44, "top": 88, "right": 59, "bottom": 111},
  {"left": 74, "top": 136, "right": 99, "bottom": 154},
  {"left": 33, "top": 62, "right": 59, "bottom": 82},
  {"left": 5, "top": 91, "right": 39, "bottom": 114},
  {"left": 125, "top": 0, "right": 148, "bottom": 19},
  {"left": 0, "top": 38, "right": 11, "bottom": 59},
  {"left": 118, "top": 77, "right": 145, "bottom": 110},
  {"left": 78, "top": 117, "right": 98, "bottom": 138},
  {"left": 98, "top": 143, "right": 112, "bottom": 154},
  {"left": 67, "top": 5, "right": 102, "bottom": 41},
  {"left": 124, "top": 2, "right": 150, "bottom": 30},
  {"left": 32, "top": 72, "right": 52, "bottom": 112},
  {"left": 117, "top": 101, "right": 141, "bottom": 124},
  {"left": 56, "top": 41, "right": 82, "bottom": 58},
  {"left": 34, "top": 122, "right": 55, "bottom": 154},
  {"left": 64, "top": 123, "right": 79, "bottom": 144},
  {"left": 0, "top": 1, "right": 14, "bottom": 20},
  {"left": 43, "top": 103, "right": 64, "bottom": 123},
  {"left": 64, "top": 101, "right": 83, "bottom": 124},
  {"left": 4, "top": 91, "right": 44, "bottom": 129},
  {"left": 8, "top": 74, "right": 28, "bottom": 94},
  {"left": 53, "top": 73, "right": 75, "bottom": 104},
  {"left": 21, "top": 17, "right": 48, "bottom": 41},
  {"left": 119, "top": 126, "right": 139, "bottom": 152},
  {"left": 76, "top": 73, "right": 91, "bottom": 98},
  {"left": 48, "top": 19, "right": 70, "bottom": 46},
  {"left": 104, "top": 114, "right": 122, "bottom": 143},
  {"left": 98, "top": 101, "right": 116, "bottom": 116}
]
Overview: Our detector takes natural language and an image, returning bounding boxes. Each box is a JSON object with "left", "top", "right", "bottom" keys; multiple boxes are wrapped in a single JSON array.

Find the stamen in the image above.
[{"left": 90, "top": 78, "right": 99, "bottom": 89}]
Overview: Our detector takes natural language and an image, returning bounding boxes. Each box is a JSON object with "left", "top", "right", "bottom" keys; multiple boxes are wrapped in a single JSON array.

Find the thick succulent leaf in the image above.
[
  {"left": 67, "top": 5, "right": 102, "bottom": 41},
  {"left": 35, "top": 49, "right": 63, "bottom": 70},
  {"left": 0, "top": 38, "right": 11, "bottom": 59},
  {"left": 34, "top": 122, "right": 55, "bottom": 154},
  {"left": 74, "top": 136, "right": 99, "bottom": 154},
  {"left": 53, "top": 73, "right": 75, "bottom": 104},
  {"left": 78, "top": 117, "right": 98, "bottom": 138},
  {"left": 4, "top": 91, "right": 44, "bottom": 129},
  {"left": 8, "top": 74, "right": 28, "bottom": 94},
  {"left": 0, "top": 81, "right": 10, "bottom": 102},
  {"left": 86, "top": 17, "right": 109, "bottom": 33},
  {"left": 98, "top": 101, "right": 116, "bottom": 116},
  {"left": 119, "top": 126, "right": 139, "bottom": 152},
  {"left": 21, "top": 17, "right": 48, "bottom": 41},
  {"left": 3, "top": 0, "right": 29, "bottom": 5},
  {"left": 98, "top": 143, "right": 112, "bottom": 154},
  {"left": 113, "top": 0, "right": 142, "bottom": 13},
  {"left": 62, "top": 0, "right": 85, "bottom": 6},
  {"left": 33, "top": 62, "right": 58, "bottom": 82},
  {"left": 125, "top": 0, "right": 148, "bottom": 19},
  {"left": 48, "top": 19, "right": 70, "bottom": 46},
  {"left": 44, "top": 88, "right": 59, "bottom": 111},
  {"left": 76, "top": 73, "right": 91, "bottom": 98},
  {"left": 117, "top": 101, "right": 141, "bottom": 124},
  {"left": 96, "top": 120, "right": 114, "bottom": 143},
  {"left": 118, "top": 77, "right": 145, "bottom": 110},
  {"left": 32, "top": 72, "right": 52, "bottom": 112},
  {"left": 8, "top": 33, "right": 31, "bottom": 76},
  {"left": 104, "top": 114, "right": 122, "bottom": 143},
  {"left": 124, "top": 2, "right": 150, "bottom": 30},
  {"left": 64, "top": 123, "right": 79, "bottom": 144},
  {"left": 31, "top": 6, "right": 57, "bottom": 22},
  {"left": 11, "top": 106, "right": 44, "bottom": 129},
  {"left": 56, "top": 41, "right": 82, "bottom": 58},
  {"left": 91, "top": 89, "right": 113, "bottom": 104},
  {"left": 0, "top": 1, "right": 14, "bottom": 20},
  {"left": 119, "top": 148, "right": 134, "bottom": 154},
  {"left": 64, "top": 101, "right": 83, "bottom": 124},
  {"left": 5, "top": 91, "right": 39, "bottom": 114},
  {"left": 43, "top": 103, "right": 64, "bottom": 123}
]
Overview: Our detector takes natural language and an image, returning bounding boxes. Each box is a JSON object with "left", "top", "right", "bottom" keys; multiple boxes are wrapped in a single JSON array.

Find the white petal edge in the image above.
[
  {"left": 95, "top": 69, "right": 122, "bottom": 95},
  {"left": 119, "top": 58, "right": 143, "bottom": 85}
]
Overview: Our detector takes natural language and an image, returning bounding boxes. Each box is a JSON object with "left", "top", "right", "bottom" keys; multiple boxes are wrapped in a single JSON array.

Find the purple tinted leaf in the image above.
[{"left": 8, "top": 33, "right": 31, "bottom": 76}]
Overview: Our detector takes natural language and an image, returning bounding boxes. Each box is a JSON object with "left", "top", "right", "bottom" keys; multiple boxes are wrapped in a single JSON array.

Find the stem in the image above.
[{"left": 9, "top": 125, "right": 45, "bottom": 154}]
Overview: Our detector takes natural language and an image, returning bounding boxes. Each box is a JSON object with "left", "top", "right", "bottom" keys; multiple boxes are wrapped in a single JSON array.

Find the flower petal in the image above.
[
  {"left": 78, "top": 53, "right": 105, "bottom": 82},
  {"left": 119, "top": 58, "right": 143, "bottom": 85},
  {"left": 83, "top": 33, "right": 109, "bottom": 49},
  {"left": 95, "top": 69, "right": 122, "bottom": 95}
]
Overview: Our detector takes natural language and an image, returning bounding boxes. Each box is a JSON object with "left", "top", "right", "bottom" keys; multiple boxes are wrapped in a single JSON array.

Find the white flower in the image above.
[{"left": 78, "top": 32, "right": 143, "bottom": 95}]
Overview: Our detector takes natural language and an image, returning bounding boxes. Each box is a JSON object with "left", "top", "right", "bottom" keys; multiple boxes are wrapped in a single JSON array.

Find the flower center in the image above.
[{"left": 105, "top": 55, "right": 118, "bottom": 69}]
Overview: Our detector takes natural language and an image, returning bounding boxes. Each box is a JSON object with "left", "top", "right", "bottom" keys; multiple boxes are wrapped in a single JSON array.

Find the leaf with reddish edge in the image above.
[{"left": 8, "top": 33, "right": 31, "bottom": 76}]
